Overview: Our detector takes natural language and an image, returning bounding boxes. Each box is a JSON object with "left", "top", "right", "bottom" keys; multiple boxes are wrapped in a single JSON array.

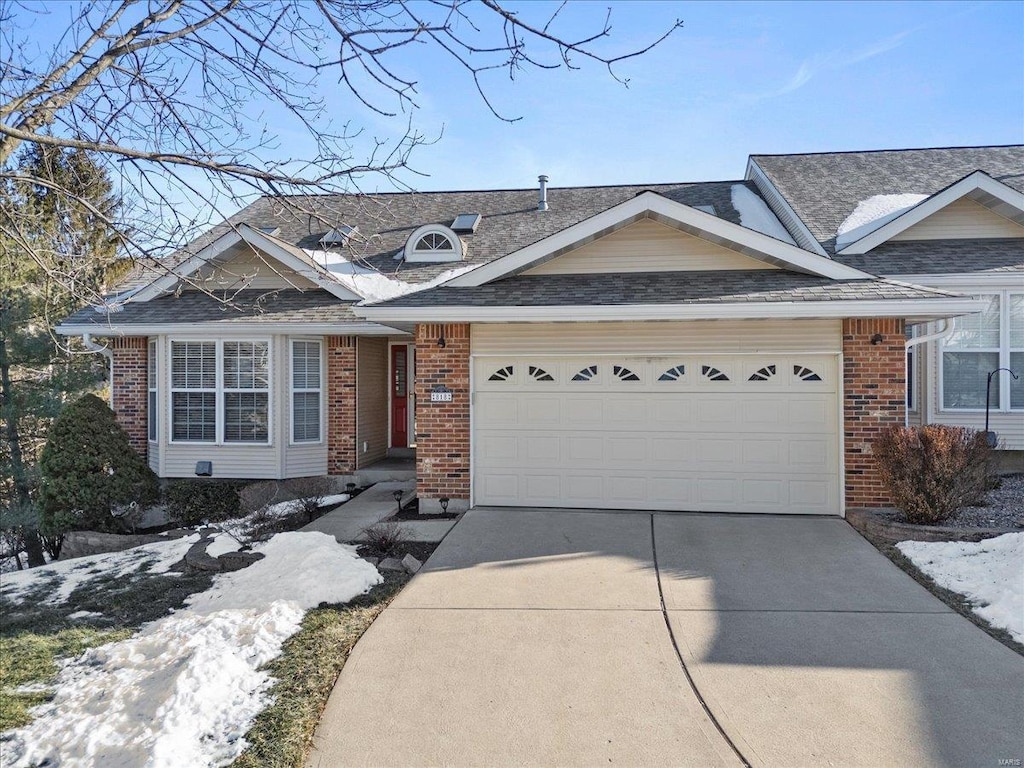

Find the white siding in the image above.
[
  {"left": 892, "top": 198, "right": 1024, "bottom": 241},
  {"left": 524, "top": 219, "right": 777, "bottom": 275},
  {"left": 472, "top": 319, "right": 842, "bottom": 356},
  {"left": 193, "top": 242, "right": 318, "bottom": 290}
]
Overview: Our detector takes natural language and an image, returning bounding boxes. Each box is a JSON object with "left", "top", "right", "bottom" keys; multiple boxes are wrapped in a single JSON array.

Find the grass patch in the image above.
[
  {"left": 231, "top": 572, "right": 412, "bottom": 768},
  {"left": 0, "top": 627, "right": 132, "bottom": 730},
  {"left": 860, "top": 531, "right": 1024, "bottom": 657}
]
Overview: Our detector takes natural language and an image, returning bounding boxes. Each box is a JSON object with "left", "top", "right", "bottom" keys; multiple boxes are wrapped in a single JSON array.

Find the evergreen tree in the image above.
[{"left": 0, "top": 145, "right": 126, "bottom": 565}]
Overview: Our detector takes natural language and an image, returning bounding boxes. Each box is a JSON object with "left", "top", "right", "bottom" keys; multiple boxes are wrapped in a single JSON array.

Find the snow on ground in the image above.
[
  {"left": 0, "top": 535, "right": 199, "bottom": 605},
  {"left": 835, "top": 193, "right": 929, "bottom": 247},
  {"left": 306, "top": 247, "right": 476, "bottom": 302},
  {"left": 897, "top": 533, "right": 1023, "bottom": 644},
  {"left": 1, "top": 532, "right": 381, "bottom": 768},
  {"left": 730, "top": 185, "right": 796, "bottom": 244}
]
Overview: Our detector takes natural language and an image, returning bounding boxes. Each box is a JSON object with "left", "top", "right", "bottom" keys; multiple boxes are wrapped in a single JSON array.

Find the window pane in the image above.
[
  {"left": 1012, "top": 352, "right": 1024, "bottom": 409},
  {"left": 171, "top": 342, "right": 216, "bottom": 388},
  {"left": 292, "top": 391, "right": 321, "bottom": 442},
  {"left": 148, "top": 390, "right": 157, "bottom": 441},
  {"left": 943, "top": 352, "right": 999, "bottom": 409},
  {"left": 1010, "top": 295, "right": 1024, "bottom": 349},
  {"left": 224, "top": 392, "right": 269, "bottom": 442},
  {"left": 292, "top": 341, "right": 320, "bottom": 389},
  {"left": 945, "top": 296, "right": 1000, "bottom": 349},
  {"left": 224, "top": 341, "right": 269, "bottom": 390},
  {"left": 906, "top": 351, "right": 914, "bottom": 410},
  {"left": 148, "top": 340, "right": 157, "bottom": 381},
  {"left": 171, "top": 392, "right": 216, "bottom": 441}
]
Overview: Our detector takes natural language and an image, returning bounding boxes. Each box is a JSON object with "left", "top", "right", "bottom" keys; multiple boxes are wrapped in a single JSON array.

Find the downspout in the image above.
[
  {"left": 82, "top": 333, "right": 114, "bottom": 409},
  {"left": 903, "top": 319, "right": 955, "bottom": 427}
]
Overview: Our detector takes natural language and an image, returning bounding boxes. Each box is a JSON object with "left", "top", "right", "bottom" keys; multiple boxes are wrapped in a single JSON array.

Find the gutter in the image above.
[
  {"left": 903, "top": 319, "right": 955, "bottom": 427},
  {"left": 82, "top": 333, "right": 115, "bottom": 408}
]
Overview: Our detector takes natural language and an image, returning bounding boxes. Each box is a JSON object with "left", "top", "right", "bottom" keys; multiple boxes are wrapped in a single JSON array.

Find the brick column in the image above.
[
  {"left": 326, "top": 335, "right": 357, "bottom": 474},
  {"left": 843, "top": 318, "right": 906, "bottom": 509},
  {"left": 415, "top": 323, "right": 470, "bottom": 513},
  {"left": 111, "top": 337, "right": 148, "bottom": 459}
]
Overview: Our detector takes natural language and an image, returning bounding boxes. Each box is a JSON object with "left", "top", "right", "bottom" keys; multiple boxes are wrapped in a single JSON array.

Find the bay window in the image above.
[
  {"left": 291, "top": 340, "right": 322, "bottom": 443},
  {"left": 170, "top": 340, "right": 269, "bottom": 443},
  {"left": 941, "top": 293, "right": 1023, "bottom": 411},
  {"left": 148, "top": 339, "right": 158, "bottom": 441}
]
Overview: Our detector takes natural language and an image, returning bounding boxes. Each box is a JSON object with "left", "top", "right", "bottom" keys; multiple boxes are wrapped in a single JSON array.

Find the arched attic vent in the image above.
[{"left": 404, "top": 224, "right": 466, "bottom": 263}]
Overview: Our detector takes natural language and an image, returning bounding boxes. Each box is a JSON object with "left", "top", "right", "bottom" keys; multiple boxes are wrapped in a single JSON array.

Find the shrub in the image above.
[
  {"left": 284, "top": 476, "right": 334, "bottom": 522},
  {"left": 165, "top": 479, "right": 245, "bottom": 527},
  {"left": 238, "top": 481, "right": 283, "bottom": 515},
  {"left": 872, "top": 425, "right": 993, "bottom": 525},
  {"left": 38, "top": 394, "right": 159, "bottom": 534},
  {"left": 360, "top": 521, "right": 406, "bottom": 556}
]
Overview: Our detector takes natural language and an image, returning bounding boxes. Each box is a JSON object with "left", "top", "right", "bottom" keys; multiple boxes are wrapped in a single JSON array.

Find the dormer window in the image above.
[{"left": 404, "top": 224, "right": 465, "bottom": 263}]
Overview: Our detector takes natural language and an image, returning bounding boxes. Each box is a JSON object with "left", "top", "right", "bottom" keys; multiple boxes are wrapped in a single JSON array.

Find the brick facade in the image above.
[
  {"left": 843, "top": 318, "right": 906, "bottom": 508},
  {"left": 326, "top": 335, "right": 358, "bottom": 474},
  {"left": 414, "top": 323, "right": 471, "bottom": 512},
  {"left": 111, "top": 336, "right": 148, "bottom": 459}
]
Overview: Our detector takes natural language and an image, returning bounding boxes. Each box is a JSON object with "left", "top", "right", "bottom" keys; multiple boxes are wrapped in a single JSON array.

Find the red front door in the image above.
[{"left": 390, "top": 345, "right": 409, "bottom": 448}]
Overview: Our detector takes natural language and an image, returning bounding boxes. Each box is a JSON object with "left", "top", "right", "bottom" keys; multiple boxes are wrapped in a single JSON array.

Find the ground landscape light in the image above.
[
  {"left": 393, "top": 489, "right": 404, "bottom": 513},
  {"left": 439, "top": 498, "right": 450, "bottom": 513}
]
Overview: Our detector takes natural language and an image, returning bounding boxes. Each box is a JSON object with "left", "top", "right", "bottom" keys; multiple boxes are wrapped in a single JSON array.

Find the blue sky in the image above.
[
  {"left": 11, "top": 0, "right": 1024, "bottom": 215},
  {"left": 386, "top": 0, "right": 1023, "bottom": 191}
]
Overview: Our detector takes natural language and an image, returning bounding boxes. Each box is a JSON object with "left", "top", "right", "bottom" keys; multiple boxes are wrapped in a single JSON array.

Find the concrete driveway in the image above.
[{"left": 309, "top": 509, "right": 1024, "bottom": 768}]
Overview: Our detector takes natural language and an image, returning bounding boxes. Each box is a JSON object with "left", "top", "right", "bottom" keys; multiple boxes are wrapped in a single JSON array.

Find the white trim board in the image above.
[
  {"left": 837, "top": 172, "right": 1024, "bottom": 256},
  {"left": 745, "top": 159, "right": 829, "bottom": 256},
  {"left": 358, "top": 297, "right": 988, "bottom": 324},
  {"left": 56, "top": 322, "right": 408, "bottom": 337},
  {"left": 444, "top": 192, "right": 870, "bottom": 287},
  {"left": 130, "top": 223, "right": 362, "bottom": 303}
]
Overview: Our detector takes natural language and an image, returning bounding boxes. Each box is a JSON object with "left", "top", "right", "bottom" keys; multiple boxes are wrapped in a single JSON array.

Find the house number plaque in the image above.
[{"left": 430, "top": 385, "right": 454, "bottom": 403}]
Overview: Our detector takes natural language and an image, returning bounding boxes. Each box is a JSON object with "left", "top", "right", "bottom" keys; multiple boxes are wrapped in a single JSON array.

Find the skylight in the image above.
[
  {"left": 320, "top": 225, "right": 358, "bottom": 246},
  {"left": 451, "top": 213, "right": 482, "bottom": 233}
]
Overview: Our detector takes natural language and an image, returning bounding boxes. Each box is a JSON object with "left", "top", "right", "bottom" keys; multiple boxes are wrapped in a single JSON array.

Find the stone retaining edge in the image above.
[{"left": 846, "top": 508, "right": 1018, "bottom": 543}]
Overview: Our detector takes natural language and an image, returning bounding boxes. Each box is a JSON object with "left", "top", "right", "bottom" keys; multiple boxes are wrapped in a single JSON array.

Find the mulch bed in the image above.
[{"left": 357, "top": 541, "right": 438, "bottom": 563}]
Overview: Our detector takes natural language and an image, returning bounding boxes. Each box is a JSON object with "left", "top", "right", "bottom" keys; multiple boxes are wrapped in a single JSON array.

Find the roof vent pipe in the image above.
[{"left": 538, "top": 175, "right": 549, "bottom": 212}]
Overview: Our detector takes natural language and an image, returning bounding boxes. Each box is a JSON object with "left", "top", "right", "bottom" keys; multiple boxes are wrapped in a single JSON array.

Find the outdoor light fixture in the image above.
[
  {"left": 985, "top": 367, "right": 1020, "bottom": 447},
  {"left": 870, "top": 333, "right": 884, "bottom": 345},
  {"left": 437, "top": 329, "right": 447, "bottom": 348},
  {"left": 439, "top": 497, "right": 450, "bottom": 513},
  {"left": 393, "top": 489, "right": 404, "bottom": 513}
]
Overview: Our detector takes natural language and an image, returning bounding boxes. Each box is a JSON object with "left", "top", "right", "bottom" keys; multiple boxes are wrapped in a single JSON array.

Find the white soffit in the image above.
[
  {"left": 837, "top": 171, "right": 1024, "bottom": 256},
  {"left": 445, "top": 192, "right": 869, "bottom": 287}
]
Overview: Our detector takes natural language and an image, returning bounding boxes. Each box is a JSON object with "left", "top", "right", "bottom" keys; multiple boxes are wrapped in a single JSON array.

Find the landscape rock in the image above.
[
  {"left": 362, "top": 557, "right": 379, "bottom": 567},
  {"left": 378, "top": 557, "right": 405, "bottom": 572},
  {"left": 218, "top": 551, "right": 265, "bottom": 572},
  {"left": 401, "top": 554, "right": 422, "bottom": 574}
]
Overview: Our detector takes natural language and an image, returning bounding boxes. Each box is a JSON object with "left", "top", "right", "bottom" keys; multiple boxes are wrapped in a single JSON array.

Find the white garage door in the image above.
[{"left": 473, "top": 354, "right": 840, "bottom": 514}]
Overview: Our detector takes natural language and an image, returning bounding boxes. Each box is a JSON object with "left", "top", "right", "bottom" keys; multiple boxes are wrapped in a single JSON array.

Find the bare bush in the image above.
[
  {"left": 238, "top": 481, "right": 282, "bottom": 515},
  {"left": 284, "top": 476, "right": 333, "bottom": 523},
  {"left": 360, "top": 521, "right": 406, "bottom": 556},
  {"left": 872, "top": 425, "right": 993, "bottom": 525}
]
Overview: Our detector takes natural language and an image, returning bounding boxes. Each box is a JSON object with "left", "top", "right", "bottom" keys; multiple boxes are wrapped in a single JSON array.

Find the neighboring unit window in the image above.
[
  {"left": 223, "top": 341, "right": 269, "bottom": 443},
  {"left": 148, "top": 340, "right": 158, "bottom": 441},
  {"left": 171, "top": 341, "right": 217, "bottom": 441},
  {"left": 905, "top": 327, "right": 915, "bottom": 411},
  {"left": 291, "top": 341, "right": 322, "bottom": 442},
  {"left": 1011, "top": 294, "right": 1024, "bottom": 410},
  {"left": 942, "top": 295, "right": 1000, "bottom": 409}
]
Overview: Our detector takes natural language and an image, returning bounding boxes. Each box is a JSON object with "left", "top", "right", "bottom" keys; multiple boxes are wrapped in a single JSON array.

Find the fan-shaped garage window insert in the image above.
[
  {"left": 529, "top": 365, "right": 554, "bottom": 382},
  {"left": 572, "top": 365, "right": 598, "bottom": 382},
  {"left": 658, "top": 364, "right": 686, "bottom": 382},
  {"left": 749, "top": 364, "right": 777, "bottom": 381},
  {"left": 794, "top": 365, "right": 822, "bottom": 382},
  {"left": 488, "top": 365, "right": 514, "bottom": 382},
  {"left": 404, "top": 224, "right": 465, "bottom": 263},
  {"left": 613, "top": 365, "right": 640, "bottom": 382},
  {"left": 702, "top": 365, "right": 729, "bottom": 381}
]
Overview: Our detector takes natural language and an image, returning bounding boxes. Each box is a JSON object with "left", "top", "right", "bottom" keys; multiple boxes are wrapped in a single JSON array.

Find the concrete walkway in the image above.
[
  {"left": 301, "top": 481, "right": 415, "bottom": 542},
  {"left": 308, "top": 509, "right": 1024, "bottom": 768}
]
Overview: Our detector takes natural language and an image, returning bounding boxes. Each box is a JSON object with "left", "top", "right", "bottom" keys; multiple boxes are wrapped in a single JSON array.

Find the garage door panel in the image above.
[{"left": 472, "top": 354, "right": 839, "bottom": 514}]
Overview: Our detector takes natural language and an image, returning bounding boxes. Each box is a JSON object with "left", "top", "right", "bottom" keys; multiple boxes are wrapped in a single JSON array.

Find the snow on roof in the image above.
[
  {"left": 730, "top": 184, "right": 796, "bottom": 245},
  {"left": 306, "top": 247, "right": 476, "bottom": 302},
  {"left": 835, "top": 193, "right": 929, "bottom": 247}
]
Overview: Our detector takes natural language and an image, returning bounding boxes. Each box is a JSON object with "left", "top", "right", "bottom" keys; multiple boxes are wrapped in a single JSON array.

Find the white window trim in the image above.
[
  {"left": 938, "top": 291, "right": 1022, "bottom": 413},
  {"left": 148, "top": 339, "right": 158, "bottom": 442},
  {"left": 289, "top": 338, "right": 325, "bottom": 445},
  {"left": 168, "top": 338, "right": 273, "bottom": 445}
]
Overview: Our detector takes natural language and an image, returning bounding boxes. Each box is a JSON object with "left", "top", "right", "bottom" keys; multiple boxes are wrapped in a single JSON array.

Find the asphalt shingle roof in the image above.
[
  {"left": 835, "top": 238, "right": 1024, "bottom": 275},
  {"left": 121, "top": 181, "right": 755, "bottom": 288},
  {"left": 751, "top": 146, "right": 1024, "bottom": 254},
  {"left": 369, "top": 271, "right": 959, "bottom": 308},
  {"left": 61, "top": 289, "right": 357, "bottom": 328}
]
